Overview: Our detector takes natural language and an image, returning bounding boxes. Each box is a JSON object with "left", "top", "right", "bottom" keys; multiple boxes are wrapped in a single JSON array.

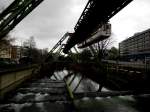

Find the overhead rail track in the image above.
[
  {"left": 49, "top": 32, "right": 72, "bottom": 54},
  {"left": 63, "top": 0, "right": 133, "bottom": 53},
  {"left": 0, "top": 0, "right": 44, "bottom": 39},
  {"left": 44, "top": 32, "right": 72, "bottom": 62}
]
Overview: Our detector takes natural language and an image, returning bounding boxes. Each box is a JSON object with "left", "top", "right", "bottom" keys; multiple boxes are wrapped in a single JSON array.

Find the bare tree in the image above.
[
  {"left": 89, "top": 37, "right": 114, "bottom": 91},
  {"left": 23, "top": 36, "right": 36, "bottom": 49},
  {"left": 0, "top": 35, "right": 14, "bottom": 56},
  {"left": 21, "top": 36, "right": 48, "bottom": 64},
  {"left": 92, "top": 37, "right": 114, "bottom": 60}
]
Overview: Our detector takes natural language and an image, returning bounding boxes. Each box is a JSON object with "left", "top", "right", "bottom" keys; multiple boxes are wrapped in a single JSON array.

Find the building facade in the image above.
[
  {"left": 0, "top": 45, "right": 12, "bottom": 59},
  {"left": 0, "top": 45, "right": 23, "bottom": 61},
  {"left": 119, "top": 28, "right": 150, "bottom": 61},
  {"left": 11, "top": 46, "right": 22, "bottom": 61}
]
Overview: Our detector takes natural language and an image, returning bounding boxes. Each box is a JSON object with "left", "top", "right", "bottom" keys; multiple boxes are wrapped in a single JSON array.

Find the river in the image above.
[
  {"left": 55, "top": 70, "right": 150, "bottom": 112},
  {"left": 0, "top": 70, "right": 150, "bottom": 112}
]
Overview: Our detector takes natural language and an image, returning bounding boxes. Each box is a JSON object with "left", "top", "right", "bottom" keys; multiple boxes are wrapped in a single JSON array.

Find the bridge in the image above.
[{"left": 1, "top": 0, "right": 150, "bottom": 112}]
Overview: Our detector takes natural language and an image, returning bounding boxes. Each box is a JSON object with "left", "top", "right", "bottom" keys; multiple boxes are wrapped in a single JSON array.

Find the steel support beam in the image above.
[
  {"left": 63, "top": 0, "right": 133, "bottom": 53},
  {"left": 89, "top": 45, "right": 97, "bottom": 56},
  {"left": 69, "top": 75, "right": 76, "bottom": 86},
  {"left": 49, "top": 32, "right": 72, "bottom": 53},
  {"left": 0, "top": 0, "right": 44, "bottom": 39}
]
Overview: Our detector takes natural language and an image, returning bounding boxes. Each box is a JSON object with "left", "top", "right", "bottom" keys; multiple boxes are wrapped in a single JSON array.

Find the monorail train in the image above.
[{"left": 78, "top": 23, "right": 111, "bottom": 48}]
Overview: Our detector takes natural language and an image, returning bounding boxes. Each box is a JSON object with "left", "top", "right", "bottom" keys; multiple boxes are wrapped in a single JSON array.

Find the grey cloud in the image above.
[
  {"left": 1, "top": 0, "right": 150, "bottom": 49},
  {"left": 7, "top": 0, "right": 88, "bottom": 49},
  {"left": 110, "top": 0, "right": 150, "bottom": 47},
  {"left": 0, "top": 0, "right": 13, "bottom": 12}
]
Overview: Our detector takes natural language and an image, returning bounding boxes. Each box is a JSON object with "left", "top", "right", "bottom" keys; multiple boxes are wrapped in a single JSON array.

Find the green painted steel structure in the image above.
[{"left": 0, "top": 0, "right": 44, "bottom": 39}]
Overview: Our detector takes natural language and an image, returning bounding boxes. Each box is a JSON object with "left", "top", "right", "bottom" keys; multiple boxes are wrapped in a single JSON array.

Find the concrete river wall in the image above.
[{"left": 0, "top": 65, "right": 38, "bottom": 100}]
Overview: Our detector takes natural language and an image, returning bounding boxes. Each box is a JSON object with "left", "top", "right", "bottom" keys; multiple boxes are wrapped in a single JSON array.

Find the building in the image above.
[
  {"left": 119, "top": 28, "right": 150, "bottom": 61},
  {"left": 0, "top": 45, "right": 12, "bottom": 59},
  {"left": 0, "top": 45, "right": 23, "bottom": 61},
  {"left": 11, "top": 46, "right": 22, "bottom": 61}
]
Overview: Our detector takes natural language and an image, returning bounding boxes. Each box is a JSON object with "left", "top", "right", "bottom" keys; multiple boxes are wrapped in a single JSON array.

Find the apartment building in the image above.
[{"left": 119, "top": 28, "right": 150, "bottom": 61}]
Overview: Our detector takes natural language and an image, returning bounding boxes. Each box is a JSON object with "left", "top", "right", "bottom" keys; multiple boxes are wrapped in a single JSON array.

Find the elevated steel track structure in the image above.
[
  {"left": 63, "top": 0, "right": 133, "bottom": 53},
  {"left": 0, "top": 0, "right": 44, "bottom": 39}
]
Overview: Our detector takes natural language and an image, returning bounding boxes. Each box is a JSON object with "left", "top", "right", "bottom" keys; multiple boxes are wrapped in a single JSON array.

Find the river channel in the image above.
[
  {"left": 0, "top": 70, "right": 149, "bottom": 112},
  {"left": 54, "top": 70, "right": 150, "bottom": 112}
]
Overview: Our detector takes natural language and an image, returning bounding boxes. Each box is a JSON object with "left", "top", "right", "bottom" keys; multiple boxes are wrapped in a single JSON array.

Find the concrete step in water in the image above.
[
  {"left": 31, "top": 79, "right": 64, "bottom": 83},
  {"left": 17, "top": 88, "right": 67, "bottom": 94},
  {"left": 0, "top": 102, "right": 72, "bottom": 112},
  {"left": 8, "top": 92, "right": 68, "bottom": 104},
  {"left": 0, "top": 78, "right": 72, "bottom": 112},
  {"left": 26, "top": 82, "right": 66, "bottom": 88}
]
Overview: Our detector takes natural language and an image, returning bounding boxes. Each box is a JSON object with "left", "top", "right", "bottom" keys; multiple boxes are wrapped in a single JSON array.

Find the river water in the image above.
[
  {"left": 53, "top": 70, "right": 150, "bottom": 112},
  {"left": 75, "top": 95, "right": 150, "bottom": 112},
  {"left": 0, "top": 70, "right": 150, "bottom": 112}
]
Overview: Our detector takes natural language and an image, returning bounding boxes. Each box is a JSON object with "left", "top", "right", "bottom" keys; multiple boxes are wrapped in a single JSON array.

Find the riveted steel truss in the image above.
[
  {"left": 0, "top": 0, "right": 44, "bottom": 39},
  {"left": 49, "top": 32, "right": 72, "bottom": 54}
]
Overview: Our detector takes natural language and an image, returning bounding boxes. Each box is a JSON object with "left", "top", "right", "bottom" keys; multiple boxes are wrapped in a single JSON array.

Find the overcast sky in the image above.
[{"left": 1, "top": 0, "right": 150, "bottom": 49}]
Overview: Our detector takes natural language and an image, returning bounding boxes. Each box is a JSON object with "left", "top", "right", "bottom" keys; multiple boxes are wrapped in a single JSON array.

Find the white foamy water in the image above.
[
  {"left": 12, "top": 103, "right": 32, "bottom": 112},
  {"left": 35, "top": 93, "right": 49, "bottom": 101}
]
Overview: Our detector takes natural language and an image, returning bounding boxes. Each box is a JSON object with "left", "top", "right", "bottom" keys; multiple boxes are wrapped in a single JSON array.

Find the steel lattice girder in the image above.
[
  {"left": 0, "top": 0, "right": 44, "bottom": 39},
  {"left": 49, "top": 32, "right": 72, "bottom": 54},
  {"left": 63, "top": 0, "right": 133, "bottom": 53}
]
